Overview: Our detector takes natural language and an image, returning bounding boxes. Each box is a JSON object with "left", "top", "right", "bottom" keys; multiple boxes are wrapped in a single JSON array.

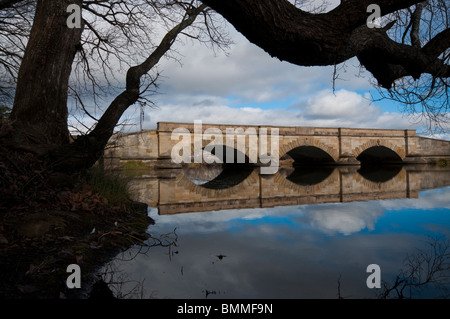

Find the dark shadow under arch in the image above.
[
  {"left": 357, "top": 146, "right": 403, "bottom": 183},
  {"left": 286, "top": 146, "right": 336, "bottom": 166},
  {"left": 357, "top": 165, "right": 403, "bottom": 183},
  {"left": 357, "top": 146, "right": 403, "bottom": 164},
  {"left": 204, "top": 144, "right": 253, "bottom": 165},
  {"left": 200, "top": 166, "right": 254, "bottom": 189},
  {"left": 286, "top": 166, "right": 335, "bottom": 186}
]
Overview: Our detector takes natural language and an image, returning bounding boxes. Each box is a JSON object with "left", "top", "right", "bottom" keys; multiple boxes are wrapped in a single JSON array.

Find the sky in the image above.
[
  {"left": 69, "top": 1, "right": 449, "bottom": 140},
  {"left": 129, "top": 27, "right": 448, "bottom": 139}
]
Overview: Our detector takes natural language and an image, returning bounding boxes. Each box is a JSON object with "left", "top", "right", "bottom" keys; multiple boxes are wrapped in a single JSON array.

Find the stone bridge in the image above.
[{"left": 103, "top": 122, "right": 450, "bottom": 169}]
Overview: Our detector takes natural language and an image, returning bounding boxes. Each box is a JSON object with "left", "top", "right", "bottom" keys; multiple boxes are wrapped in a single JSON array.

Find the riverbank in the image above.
[{"left": 0, "top": 146, "right": 154, "bottom": 299}]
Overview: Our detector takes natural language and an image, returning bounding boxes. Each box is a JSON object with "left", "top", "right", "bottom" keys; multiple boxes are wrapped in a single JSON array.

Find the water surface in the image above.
[{"left": 103, "top": 165, "right": 450, "bottom": 299}]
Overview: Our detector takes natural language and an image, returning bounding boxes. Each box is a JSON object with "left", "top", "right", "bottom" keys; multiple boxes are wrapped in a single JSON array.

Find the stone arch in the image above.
[
  {"left": 275, "top": 167, "right": 340, "bottom": 193},
  {"left": 279, "top": 138, "right": 339, "bottom": 164},
  {"left": 176, "top": 168, "right": 260, "bottom": 198},
  {"left": 353, "top": 139, "right": 405, "bottom": 162},
  {"left": 201, "top": 144, "right": 253, "bottom": 165},
  {"left": 357, "top": 165, "right": 403, "bottom": 183},
  {"left": 354, "top": 166, "right": 406, "bottom": 188}
]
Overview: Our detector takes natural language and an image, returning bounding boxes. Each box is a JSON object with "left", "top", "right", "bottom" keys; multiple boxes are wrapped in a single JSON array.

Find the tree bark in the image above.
[{"left": 11, "top": 0, "right": 83, "bottom": 145}]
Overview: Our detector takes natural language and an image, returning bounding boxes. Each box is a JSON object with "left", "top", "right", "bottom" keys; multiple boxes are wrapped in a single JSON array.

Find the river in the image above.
[{"left": 100, "top": 164, "right": 450, "bottom": 299}]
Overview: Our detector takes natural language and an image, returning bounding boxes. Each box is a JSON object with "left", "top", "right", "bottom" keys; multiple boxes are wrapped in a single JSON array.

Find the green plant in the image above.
[
  {"left": 120, "top": 160, "right": 148, "bottom": 170},
  {"left": 87, "top": 167, "right": 130, "bottom": 206}
]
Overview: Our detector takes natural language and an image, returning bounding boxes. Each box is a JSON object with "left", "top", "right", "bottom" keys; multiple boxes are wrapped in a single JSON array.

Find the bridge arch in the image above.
[
  {"left": 276, "top": 166, "right": 340, "bottom": 193},
  {"left": 280, "top": 139, "right": 338, "bottom": 165},
  {"left": 354, "top": 140, "right": 405, "bottom": 164},
  {"left": 283, "top": 166, "right": 336, "bottom": 186},
  {"left": 202, "top": 144, "right": 253, "bottom": 165},
  {"left": 357, "top": 165, "right": 403, "bottom": 183},
  {"left": 175, "top": 168, "right": 260, "bottom": 198}
]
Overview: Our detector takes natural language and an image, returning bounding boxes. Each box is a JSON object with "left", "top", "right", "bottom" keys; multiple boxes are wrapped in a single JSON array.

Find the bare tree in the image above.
[{"left": 0, "top": 0, "right": 34, "bottom": 105}]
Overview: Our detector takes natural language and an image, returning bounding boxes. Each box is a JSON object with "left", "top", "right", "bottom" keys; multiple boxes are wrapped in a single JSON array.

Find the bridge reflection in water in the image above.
[{"left": 126, "top": 164, "right": 450, "bottom": 215}]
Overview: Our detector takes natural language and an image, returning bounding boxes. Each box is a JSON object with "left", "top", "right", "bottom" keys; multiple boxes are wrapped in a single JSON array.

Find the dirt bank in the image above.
[{"left": 0, "top": 145, "right": 154, "bottom": 299}]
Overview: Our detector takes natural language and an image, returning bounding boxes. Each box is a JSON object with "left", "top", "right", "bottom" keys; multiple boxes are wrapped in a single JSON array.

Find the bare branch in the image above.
[{"left": 410, "top": 2, "right": 427, "bottom": 48}]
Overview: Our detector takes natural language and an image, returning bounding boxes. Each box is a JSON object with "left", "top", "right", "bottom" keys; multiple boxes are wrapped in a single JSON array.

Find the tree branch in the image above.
[
  {"left": 200, "top": 0, "right": 449, "bottom": 89},
  {"left": 352, "top": 25, "right": 450, "bottom": 88},
  {"left": 410, "top": 1, "right": 426, "bottom": 48},
  {"left": 93, "top": 3, "right": 207, "bottom": 141},
  {"left": 423, "top": 28, "right": 450, "bottom": 59},
  {"left": 0, "top": 0, "right": 24, "bottom": 10}
]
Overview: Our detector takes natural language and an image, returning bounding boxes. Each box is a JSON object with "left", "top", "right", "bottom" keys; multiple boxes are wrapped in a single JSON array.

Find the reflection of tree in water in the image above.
[
  {"left": 89, "top": 228, "right": 179, "bottom": 299},
  {"left": 336, "top": 235, "right": 450, "bottom": 299},
  {"left": 378, "top": 235, "right": 450, "bottom": 299}
]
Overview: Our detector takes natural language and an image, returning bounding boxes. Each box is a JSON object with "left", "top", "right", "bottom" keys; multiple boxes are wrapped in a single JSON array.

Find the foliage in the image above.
[{"left": 87, "top": 167, "right": 131, "bottom": 207}]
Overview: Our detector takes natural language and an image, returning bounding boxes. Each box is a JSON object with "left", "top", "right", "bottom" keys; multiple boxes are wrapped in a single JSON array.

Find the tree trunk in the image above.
[{"left": 11, "top": 0, "right": 83, "bottom": 145}]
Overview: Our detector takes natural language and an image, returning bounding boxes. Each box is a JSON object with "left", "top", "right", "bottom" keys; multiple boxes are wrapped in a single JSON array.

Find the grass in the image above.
[
  {"left": 87, "top": 167, "right": 130, "bottom": 207},
  {"left": 120, "top": 160, "right": 148, "bottom": 170},
  {"left": 120, "top": 160, "right": 151, "bottom": 177}
]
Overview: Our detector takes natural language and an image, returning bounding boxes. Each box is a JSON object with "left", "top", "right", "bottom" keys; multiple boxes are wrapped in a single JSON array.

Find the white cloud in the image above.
[
  {"left": 305, "top": 204, "right": 385, "bottom": 235},
  {"left": 302, "top": 89, "right": 380, "bottom": 120},
  {"left": 380, "top": 186, "right": 450, "bottom": 211},
  {"left": 139, "top": 89, "right": 422, "bottom": 132},
  {"left": 156, "top": 27, "right": 366, "bottom": 106}
]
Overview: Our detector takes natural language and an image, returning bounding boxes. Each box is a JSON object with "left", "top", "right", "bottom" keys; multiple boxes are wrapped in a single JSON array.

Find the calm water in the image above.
[{"left": 103, "top": 165, "right": 450, "bottom": 299}]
